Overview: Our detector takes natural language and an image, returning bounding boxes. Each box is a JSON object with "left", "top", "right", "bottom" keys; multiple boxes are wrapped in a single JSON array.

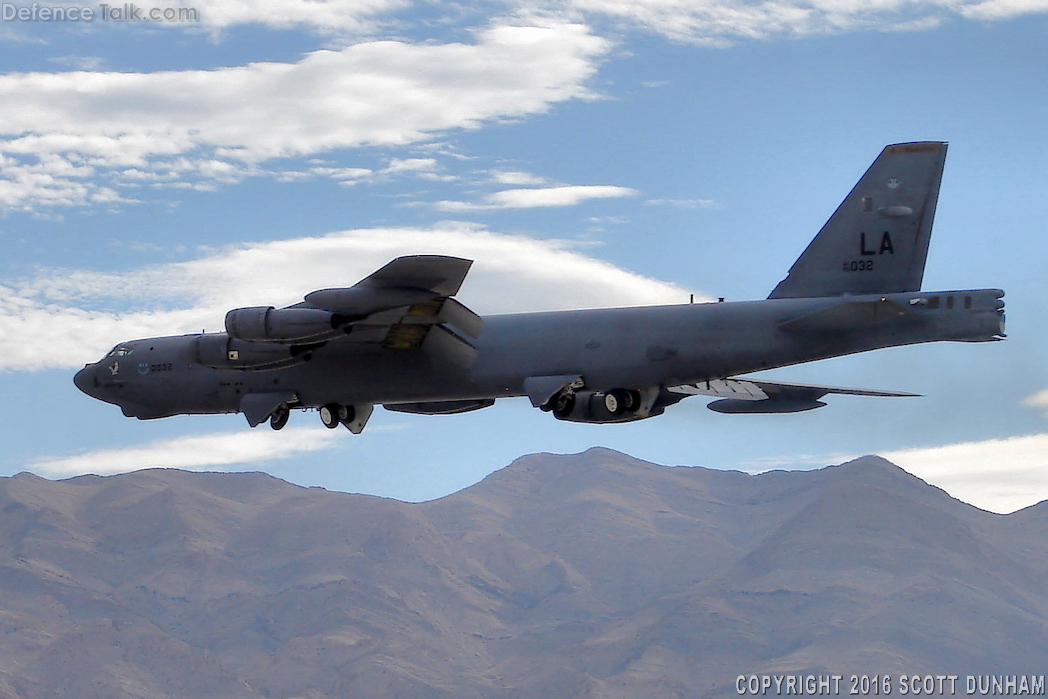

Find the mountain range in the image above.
[{"left": 1, "top": 448, "right": 1045, "bottom": 698}]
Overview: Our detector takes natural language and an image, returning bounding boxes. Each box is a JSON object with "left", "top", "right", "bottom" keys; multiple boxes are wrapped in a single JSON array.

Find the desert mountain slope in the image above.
[{"left": 1, "top": 449, "right": 1045, "bottom": 698}]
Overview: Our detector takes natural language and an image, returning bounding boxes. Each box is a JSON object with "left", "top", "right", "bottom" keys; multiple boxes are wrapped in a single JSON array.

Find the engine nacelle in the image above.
[
  {"left": 551, "top": 390, "right": 662, "bottom": 424},
  {"left": 225, "top": 306, "right": 338, "bottom": 343}
]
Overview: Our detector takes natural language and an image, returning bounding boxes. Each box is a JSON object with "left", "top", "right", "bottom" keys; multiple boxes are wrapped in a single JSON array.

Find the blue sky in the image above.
[{"left": 2, "top": 0, "right": 1047, "bottom": 513}]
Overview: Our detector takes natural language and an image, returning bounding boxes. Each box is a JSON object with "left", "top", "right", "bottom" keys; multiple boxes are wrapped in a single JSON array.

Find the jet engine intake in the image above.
[{"left": 225, "top": 306, "right": 340, "bottom": 343}]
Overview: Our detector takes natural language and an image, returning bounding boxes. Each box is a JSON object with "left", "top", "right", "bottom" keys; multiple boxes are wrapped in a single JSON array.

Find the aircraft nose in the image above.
[{"left": 74, "top": 364, "right": 98, "bottom": 397}]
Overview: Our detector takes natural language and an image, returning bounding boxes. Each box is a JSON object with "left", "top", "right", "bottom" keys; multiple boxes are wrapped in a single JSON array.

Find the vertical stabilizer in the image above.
[{"left": 768, "top": 142, "right": 947, "bottom": 299}]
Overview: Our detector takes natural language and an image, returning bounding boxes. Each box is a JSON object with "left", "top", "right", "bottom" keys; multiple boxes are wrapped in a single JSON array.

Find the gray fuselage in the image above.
[{"left": 74, "top": 287, "right": 1005, "bottom": 420}]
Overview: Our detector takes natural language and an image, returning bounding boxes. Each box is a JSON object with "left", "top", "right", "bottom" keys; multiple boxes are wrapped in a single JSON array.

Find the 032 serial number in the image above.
[{"left": 842, "top": 260, "right": 875, "bottom": 272}]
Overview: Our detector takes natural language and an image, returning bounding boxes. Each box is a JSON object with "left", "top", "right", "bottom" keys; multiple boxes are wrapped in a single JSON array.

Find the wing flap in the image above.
[
  {"left": 419, "top": 324, "right": 478, "bottom": 367},
  {"left": 669, "top": 378, "right": 917, "bottom": 414}
]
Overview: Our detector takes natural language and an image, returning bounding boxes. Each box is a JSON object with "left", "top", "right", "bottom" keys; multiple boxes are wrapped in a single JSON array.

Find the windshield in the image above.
[{"left": 105, "top": 345, "right": 134, "bottom": 358}]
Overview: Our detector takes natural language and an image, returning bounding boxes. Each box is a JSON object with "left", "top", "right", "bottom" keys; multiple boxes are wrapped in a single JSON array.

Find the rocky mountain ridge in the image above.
[{"left": 1, "top": 448, "right": 1045, "bottom": 698}]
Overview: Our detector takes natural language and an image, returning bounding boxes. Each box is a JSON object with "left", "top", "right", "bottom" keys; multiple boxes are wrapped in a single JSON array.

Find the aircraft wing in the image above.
[
  {"left": 302, "top": 255, "right": 483, "bottom": 366},
  {"left": 668, "top": 378, "right": 918, "bottom": 413}
]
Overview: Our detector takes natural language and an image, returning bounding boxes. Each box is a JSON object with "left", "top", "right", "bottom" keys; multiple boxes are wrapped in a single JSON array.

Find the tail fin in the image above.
[{"left": 768, "top": 142, "right": 947, "bottom": 299}]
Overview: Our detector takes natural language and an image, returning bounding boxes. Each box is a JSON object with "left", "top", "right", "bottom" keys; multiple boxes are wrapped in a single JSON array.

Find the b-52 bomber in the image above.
[{"left": 75, "top": 142, "right": 1005, "bottom": 433}]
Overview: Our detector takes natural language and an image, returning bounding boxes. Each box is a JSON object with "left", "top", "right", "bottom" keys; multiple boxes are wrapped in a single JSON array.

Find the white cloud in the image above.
[
  {"left": 958, "top": 0, "right": 1048, "bottom": 19},
  {"left": 189, "top": 0, "right": 408, "bottom": 34},
  {"left": 0, "top": 223, "right": 699, "bottom": 372},
  {"left": 491, "top": 170, "right": 549, "bottom": 186},
  {"left": 25, "top": 427, "right": 341, "bottom": 477},
  {"left": 645, "top": 197, "right": 718, "bottom": 208},
  {"left": 14, "top": 0, "right": 1040, "bottom": 43},
  {"left": 746, "top": 434, "right": 1048, "bottom": 514},
  {"left": 1023, "top": 387, "right": 1048, "bottom": 415},
  {"left": 436, "top": 184, "right": 637, "bottom": 211},
  {"left": 0, "top": 20, "right": 609, "bottom": 211},
  {"left": 882, "top": 434, "right": 1048, "bottom": 514},
  {"left": 562, "top": 0, "right": 1048, "bottom": 44}
]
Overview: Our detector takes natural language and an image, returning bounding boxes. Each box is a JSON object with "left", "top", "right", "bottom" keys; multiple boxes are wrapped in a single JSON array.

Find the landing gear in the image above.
[
  {"left": 550, "top": 390, "right": 576, "bottom": 420},
  {"left": 319, "top": 404, "right": 355, "bottom": 429},
  {"left": 269, "top": 404, "right": 290, "bottom": 431},
  {"left": 603, "top": 389, "right": 639, "bottom": 416},
  {"left": 319, "top": 403, "right": 345, "bottom": 429}
]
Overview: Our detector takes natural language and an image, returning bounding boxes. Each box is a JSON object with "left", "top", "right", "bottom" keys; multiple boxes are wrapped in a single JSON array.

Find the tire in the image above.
[
  {"left": 605, "top": 389, "right": 637, "bottom": 416},
  {"left": 270, "top": 404, "right": 290, "bottom": 431},
  {"left": 319, "top": 404, "right": 341, "bottom": 429},
  {"left": 341, "top": 405, "right": 356, "bottom": 425},
  {"left": 551, "top": 392, "right": 576, "bottom": 420}
]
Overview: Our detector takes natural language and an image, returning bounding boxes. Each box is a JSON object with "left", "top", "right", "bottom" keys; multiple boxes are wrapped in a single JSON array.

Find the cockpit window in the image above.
[{"left": 106, "top": 345, "right": 134, "bottom": 358}]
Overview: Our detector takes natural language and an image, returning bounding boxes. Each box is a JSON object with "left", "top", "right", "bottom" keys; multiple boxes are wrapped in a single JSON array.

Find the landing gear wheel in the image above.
[
  {"left": 269, "top": 404, "right": 290, "bottom": 431},
  {"left": 319, "top": 403, "right": 347, "bottom": 429},
  {"left": 604, "top": 389, "right": 637, "bottom": 416},
  {"left": 551, "top": 391, "right": 576, "bottom": 420},
  {"left": 340, "top": 405, "right": 357, "bottom": 426}
]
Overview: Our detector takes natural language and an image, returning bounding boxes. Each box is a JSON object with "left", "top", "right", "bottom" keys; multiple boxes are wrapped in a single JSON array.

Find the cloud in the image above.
[
  {"left": 746, "top": 434, "right": 1048, "bottom": 514},
  {"left": 0, "top": 223, "right": 700, "bottom": 372},
  {"left": 645, "top": 198, "right": 718, "bottom": 209},
  {"left": 562, "top": 0, "right": 1048, "bottom": 44},
  {"left": 0, "top": 20, "right": 609, "bottom": 211},
  {"left": 957, "top": 0, "right": 1048, "bottom": 19},
  {"left": 23, "top": 0, "right": 1041, "bottom": 45},
  {"left": 13, "top": 0, "right": 1040, "bottom": 43},
  {"left": 436, "top": 185, "right": 637, "bottom": 211},
  {"left": 882, "top": 434, "right": 1048, "bottom": 514},
  {"left": 490, "top": 171, "right": 549, "bottom": 186},
  {"left": 1023, "top": 387, "right": 1048, "bottom": 416},
  {"left": 25, "top": 427, "right": 341, "bottom": 477},
  {"left": 189, "top": 0, "right": 408, "bottom": 34}
]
